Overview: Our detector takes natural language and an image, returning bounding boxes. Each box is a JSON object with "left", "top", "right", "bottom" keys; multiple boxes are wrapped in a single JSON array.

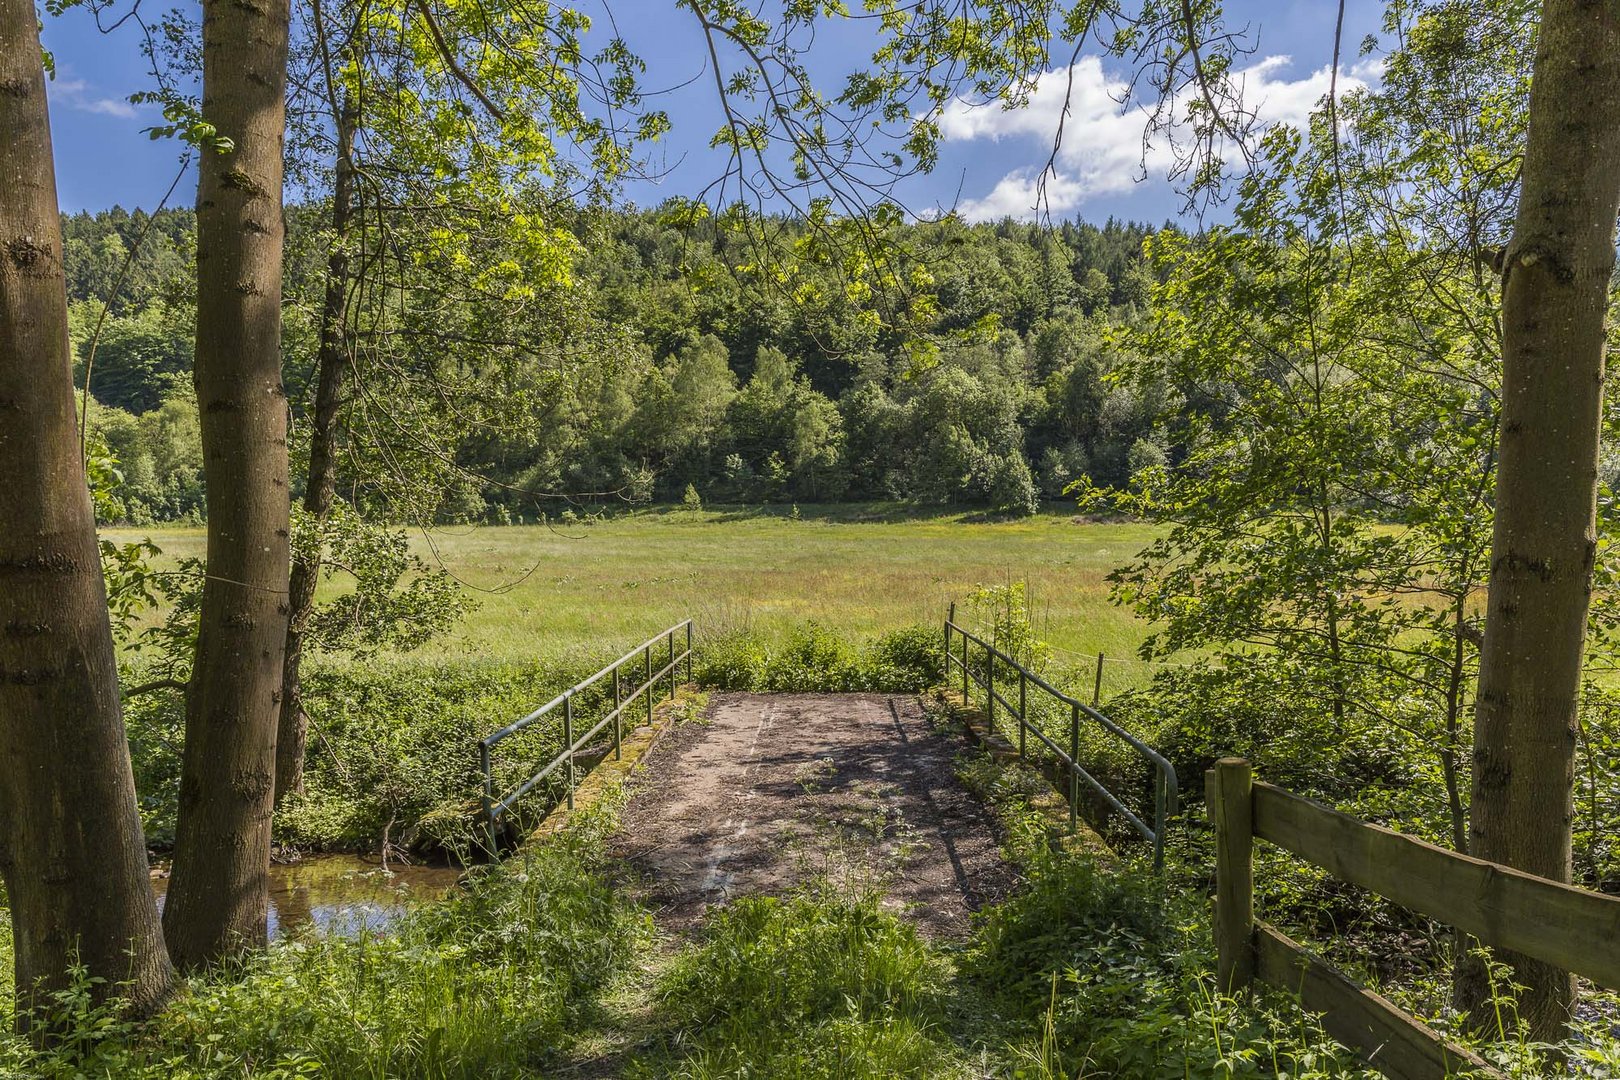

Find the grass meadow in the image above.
[{"left": 106, "top": 504, "right": 1169, "bottom": 696}]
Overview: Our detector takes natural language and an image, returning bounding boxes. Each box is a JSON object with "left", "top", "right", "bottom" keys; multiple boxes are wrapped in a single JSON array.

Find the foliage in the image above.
[
  {"left": 962, "top": 581, "right": 1049, "bottom": 671},
  {"left": 1078, "top": 5, "right": 1524, "bottom": 853},
  {"left": 0, "top": 798, "right": 645, "bottom": 1078},
  {"left": 645, "top": 884, "right": 959, "bottom": 1079},
  {"left": 66, "top": 207, "right": 1165, "bottom": 522},
  {"left": 957, "top": 748, "right": 1387, "bottom": 1080},
  {"left": 693, "top": 622, "right": 944, "bottom": 694},
  {"left": 290, "top": 503, "right": 472, "bottom": 657}
]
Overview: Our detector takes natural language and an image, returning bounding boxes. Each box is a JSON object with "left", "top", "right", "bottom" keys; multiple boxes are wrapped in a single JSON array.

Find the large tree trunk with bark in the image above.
[
  {"left": 0, "top": 0, "right": 173, "bottom": 1029},
  {"left": 276, "top": 101, "right": 357, "bottom": 803},
  {"left": 1462, "top": 0, "right": 1620, "bottom": 1043},
  {"left": 162, "top": 0, "right": 293, "bottom": 969}
]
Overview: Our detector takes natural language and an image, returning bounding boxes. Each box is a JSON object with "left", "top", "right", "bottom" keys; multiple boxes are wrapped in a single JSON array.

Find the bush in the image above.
[
  {"left": 692, "top": 622, "right": 945, "bottom": 695},
  {"left": 692, "top": 629, "right": 770, "bottom": 690},
  {"left": 761, "top": 622, "right": 861, "bottom": 692},
  {"left": 124, "top": 657, "right": 600, "bottom": 854},
  {"left": 862, "top": 625, "right": 945, "bottom": 691}
]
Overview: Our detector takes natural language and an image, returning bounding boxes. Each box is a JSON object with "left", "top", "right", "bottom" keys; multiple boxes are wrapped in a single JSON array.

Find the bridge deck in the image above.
[{"left": 611, "top": 692, "right": 1015, "bottom": 938}]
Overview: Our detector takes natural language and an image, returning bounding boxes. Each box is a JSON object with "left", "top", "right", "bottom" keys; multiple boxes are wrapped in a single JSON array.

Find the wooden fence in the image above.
[{"left": 1207, "top": 757, "right": 1620, "bottom": 1080}]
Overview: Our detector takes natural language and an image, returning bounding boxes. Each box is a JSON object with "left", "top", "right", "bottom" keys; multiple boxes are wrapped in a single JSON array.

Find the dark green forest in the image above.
[{"left": 70, "top": 205, "right": 1166, "bottom": 522}]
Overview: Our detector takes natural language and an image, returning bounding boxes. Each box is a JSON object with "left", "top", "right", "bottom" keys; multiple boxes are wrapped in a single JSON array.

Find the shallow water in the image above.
[{"left": 152, "top": 855, "right": 462, "bottom": 939}]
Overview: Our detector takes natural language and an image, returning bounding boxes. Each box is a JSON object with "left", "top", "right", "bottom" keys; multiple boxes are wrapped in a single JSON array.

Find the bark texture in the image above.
[
  {"left": 1464, "top": 0, "right": 1620, "bottom": 1042},
  {"left": 162, "top": 0, "right": 293, "bottom": 969},
  {"left": 275, "top": 102, "right": 356, "bottom": 803},
  {"left": 0, "top": 0, "right": 173, "bottom": 1028}
]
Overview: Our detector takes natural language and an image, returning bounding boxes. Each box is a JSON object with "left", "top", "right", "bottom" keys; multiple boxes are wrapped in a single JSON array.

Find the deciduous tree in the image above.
[
  {"left": 0, "top": 0, "right": 172, "bottom": 1025},
  {"left": 161, "top": 0, "right": 294, "bottom": 968}
]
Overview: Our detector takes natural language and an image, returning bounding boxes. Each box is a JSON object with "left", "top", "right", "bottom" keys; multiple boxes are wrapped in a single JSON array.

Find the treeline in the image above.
[{"left": 71, "top": 205, "right": 1171, "bottom": 522}]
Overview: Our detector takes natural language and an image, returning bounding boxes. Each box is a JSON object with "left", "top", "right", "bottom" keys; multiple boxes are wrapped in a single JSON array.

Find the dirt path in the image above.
[{"left": 611, "top": 692, "right": 1014, "bottom": 938}]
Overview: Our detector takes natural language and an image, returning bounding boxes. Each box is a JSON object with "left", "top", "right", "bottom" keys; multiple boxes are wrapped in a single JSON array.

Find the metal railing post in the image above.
[
  {"left": 480, "top": 740, "right": 497, "bottom": 854},
  {"left": 1153, "top": 769, "right": 1166, "bottom": 871},
  {"left": 1068, "top": 702, "right": 1080, "bottom": 835},
  {"left": 1018, "top": 670, "right": 1027, "bottom": 760},
  {"left": 987, "top": 644, "right": 995, "bottom": 725},
  {"left": 645, "top": 644, "right": 653, "bottom": 725},
  {"left": 961, "top": 632, "right": 969, "bottom": 705},
  {"left": 563, "top": 692, "right": 576, "bottom": 810},
  {"left": 669, "top": 629, "right": 677, "bottom": 699},
  {"left": 613, "top": 665, "right": 623, "bottom": 760},
  {"left": 686, "top": 620, "right": 693, "bottom": 683}
]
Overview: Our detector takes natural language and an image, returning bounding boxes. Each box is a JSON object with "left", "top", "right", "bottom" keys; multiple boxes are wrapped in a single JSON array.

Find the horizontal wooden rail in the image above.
[
  {"left": 1253, "top": 781, "right": 1620, "bottom": 991},
  {"left": 1255, "top": 922, "right": 1498, "bottom": 1079},
  {"left": 1203, "top": 756, "right": 1620, "bottom": 1080}
]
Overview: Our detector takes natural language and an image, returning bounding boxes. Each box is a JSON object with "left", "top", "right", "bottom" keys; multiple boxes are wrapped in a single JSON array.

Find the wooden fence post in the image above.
[{"left": 1210, "top": 757, "right": 1255, "bottom": 994}]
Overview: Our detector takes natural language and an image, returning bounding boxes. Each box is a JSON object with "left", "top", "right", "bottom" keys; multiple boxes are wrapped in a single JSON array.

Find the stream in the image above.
[{"left": 151, "top": 855, "right": 463, "bottom": 939}]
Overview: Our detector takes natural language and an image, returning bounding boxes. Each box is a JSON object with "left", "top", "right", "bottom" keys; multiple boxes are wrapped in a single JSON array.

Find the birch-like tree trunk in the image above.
[
  {"left": 276, "top": 100, "right": 356, "bottom": 803},
  {"left": 162, "top": 0, "right": 293, "bottom": 968},
  {"left": 1464, "top": 0, "right": 1620, "bottom": 1041},
  {"left": 0, "top": 0, "right": 173, "bottom": 1026}
]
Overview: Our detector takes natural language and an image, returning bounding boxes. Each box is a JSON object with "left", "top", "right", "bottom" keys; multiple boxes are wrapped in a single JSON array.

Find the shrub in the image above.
[
  {"left": 692, "top": 629, "right": 769, "bottom": 691},
  {"left": 692, "top": 622, "right": 946, "bottom": 695},
  {"left": 761, "top": 622, "right": 861, "bottom": 692},
  {"left": 862, "top": 624, "right": 945, "bottom": 691}
]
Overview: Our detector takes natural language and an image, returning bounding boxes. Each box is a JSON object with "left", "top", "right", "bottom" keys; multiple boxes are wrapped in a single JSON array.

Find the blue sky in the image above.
[{"left": 41, "top": 0, "right": 1383, "bottom": 221}]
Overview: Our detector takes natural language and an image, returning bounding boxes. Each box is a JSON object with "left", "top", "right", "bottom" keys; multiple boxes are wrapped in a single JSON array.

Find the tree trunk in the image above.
[
  {"left": 162, "top": 0, "right": 293, "bottom": 970},
  {"left": 275, "top": 100, "right": 357, "bottom": 804},
  {"left": 0, "top": 0, "right": 173, "bottom": 1028},
  {"left": 1461, "top": 0, "right": 1620, "bottom": 1043}
]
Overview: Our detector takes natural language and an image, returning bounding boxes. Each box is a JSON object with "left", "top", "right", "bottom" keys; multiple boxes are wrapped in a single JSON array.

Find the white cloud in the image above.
[
  {"left": 52, "top": 77, "right": 138, "bottom": 120},
  {"left": 942, "top": 54, "right": 1381, "bottom": 221}
]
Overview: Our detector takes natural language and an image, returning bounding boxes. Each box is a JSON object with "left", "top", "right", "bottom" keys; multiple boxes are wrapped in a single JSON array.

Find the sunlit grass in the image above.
[{"left": 105, "top": 505, "right": 1163, "bottom": 682}]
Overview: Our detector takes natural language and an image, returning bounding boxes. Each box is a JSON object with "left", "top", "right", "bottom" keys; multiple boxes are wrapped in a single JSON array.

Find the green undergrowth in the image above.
[
  {"left": 0, "top": 791, "right": 648, "bottom": 1079},
  {"left": 121, "top": 621, "right": 946, "bottom": 858},
  {"left": 125, "top": 656, "right": 596, "bottom": 855},
  {"left": 953, "top": 725, "right": 1620, "bottom": 1079},
  {"left": 949, "top": 750, "right": 1381, "bottom": 1080},
  {"left": 693, "top": 622, "right": 944, "bottom": 694},
  {"left": 10, "top": 715, "right": 1620, "bottom": 1077},
  {"left": 636, "top": 885, "right": 966, "bottom": 1078}
]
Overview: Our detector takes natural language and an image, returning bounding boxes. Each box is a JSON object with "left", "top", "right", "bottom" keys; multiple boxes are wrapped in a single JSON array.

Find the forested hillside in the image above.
[{"left": 70, "top": 206, "right": 1167, "bottom": 521}]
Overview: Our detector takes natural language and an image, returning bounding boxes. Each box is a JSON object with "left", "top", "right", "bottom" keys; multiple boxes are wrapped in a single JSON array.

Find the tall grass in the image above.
[
  {"left": 640, "top": 883, "right": 965, "bottom": 1079},
  {"left": 103, "top": 509, "right": 1161, "bottom": 664}
]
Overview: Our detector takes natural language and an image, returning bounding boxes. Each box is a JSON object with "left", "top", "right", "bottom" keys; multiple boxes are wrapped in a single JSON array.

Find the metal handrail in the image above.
[
  {"left": 479, "top": 619, "right": 692, "bottom": 850},
  {"left": 944, "top": 605, "right": 1178, "bottom": 870}
]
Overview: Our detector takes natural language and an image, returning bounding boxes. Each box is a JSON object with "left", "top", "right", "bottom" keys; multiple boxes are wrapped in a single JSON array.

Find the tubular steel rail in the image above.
[
  {"left": 945, "top": 605, "right": 1178, "bottom": 869},
  {"left": 479, "top": 620, "right": 692, "bottom": 849}
]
